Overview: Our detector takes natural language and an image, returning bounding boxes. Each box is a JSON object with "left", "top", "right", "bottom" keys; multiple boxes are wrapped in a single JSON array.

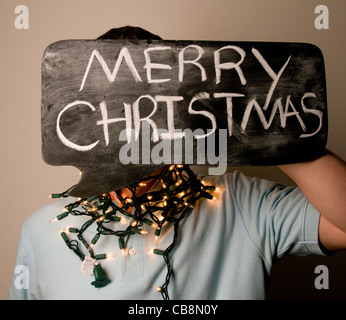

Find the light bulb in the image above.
[
  {"left": 106, "top": 253, "right": 117, "bottom": 259},
  {"left": 96, "top": 216, "right": 105, "bottom": 222},
  {"left": 131, "top": 220, "right": 138, "bottom": 227}
]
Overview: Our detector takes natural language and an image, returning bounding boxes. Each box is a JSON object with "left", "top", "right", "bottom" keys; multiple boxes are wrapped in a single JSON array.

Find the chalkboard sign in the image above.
[{"left": 42, "top": 40, "right": 327, "bottom": 196}]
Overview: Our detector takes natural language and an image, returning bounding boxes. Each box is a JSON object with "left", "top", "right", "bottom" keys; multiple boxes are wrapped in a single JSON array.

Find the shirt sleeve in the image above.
[{"left": 229, "top": 171, "right": 325, "bottom": 264}]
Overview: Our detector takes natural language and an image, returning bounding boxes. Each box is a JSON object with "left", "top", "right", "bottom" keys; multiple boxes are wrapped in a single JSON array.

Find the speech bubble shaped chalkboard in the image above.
[{"left": 42, "top": 40, "right": 327, "bottom": 196}]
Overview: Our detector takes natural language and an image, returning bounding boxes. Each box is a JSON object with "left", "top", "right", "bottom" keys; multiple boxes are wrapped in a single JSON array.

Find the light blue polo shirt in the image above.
[{"left": 8, "top": 171, "right": 324, "bottom": 300}]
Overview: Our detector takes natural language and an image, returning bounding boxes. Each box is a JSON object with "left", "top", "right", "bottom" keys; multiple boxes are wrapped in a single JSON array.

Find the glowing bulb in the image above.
[
  {"left": 138, "top": 182, "right": 147, "bottom": 187},
  {"left": 155, "top": 287, "right": 162, "bottom": 292},
  {"left": 120, "top": 217, "right": 127, "bottom": 225},
  {"left": 60, "top": 227, "right": 71, "bottom": 234},
  {"left": 96, "top": 216, "right": 105, "bottom": 222},
  {"left": 147, "top": 195, "right": 153, "bottom": 200},
  {"left": 131, "top": 220, "right": 138, "bottom": 227},
  {"left": 169, "top": 165, "right": 175, "bottom": 171}
]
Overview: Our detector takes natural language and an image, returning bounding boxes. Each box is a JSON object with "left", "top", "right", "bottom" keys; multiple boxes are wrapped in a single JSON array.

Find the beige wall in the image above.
[{"left": 1, "top": 0, "right": 345, "bottom": 299}]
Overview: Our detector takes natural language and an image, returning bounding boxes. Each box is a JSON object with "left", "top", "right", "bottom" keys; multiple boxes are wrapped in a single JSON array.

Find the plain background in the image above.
[{"left": 1, "top": 0, "right": 345, "bottom": 300}]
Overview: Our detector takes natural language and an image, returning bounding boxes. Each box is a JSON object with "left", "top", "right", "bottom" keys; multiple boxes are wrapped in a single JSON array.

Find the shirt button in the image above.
[{"left": 128, "top": 248, "right": 137, "bottom": 256}]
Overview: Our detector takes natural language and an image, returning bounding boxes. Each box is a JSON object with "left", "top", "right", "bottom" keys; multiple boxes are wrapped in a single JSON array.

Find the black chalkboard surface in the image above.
[{"left": 42, "top": 40, "right": 327, "bottom": 196}]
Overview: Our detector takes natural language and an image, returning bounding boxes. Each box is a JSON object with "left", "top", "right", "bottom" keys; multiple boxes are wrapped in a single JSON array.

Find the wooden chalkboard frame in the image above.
[{"left": 42, "top": 39, "right": 327, "bottom": 196}]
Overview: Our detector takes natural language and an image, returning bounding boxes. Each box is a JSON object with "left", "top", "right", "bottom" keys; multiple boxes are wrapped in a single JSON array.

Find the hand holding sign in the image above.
[{"left": 41, "top": 40, "right": 327, "bottom": 196}]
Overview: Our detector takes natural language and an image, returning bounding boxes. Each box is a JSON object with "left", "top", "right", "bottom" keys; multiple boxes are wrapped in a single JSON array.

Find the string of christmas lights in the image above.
[{"left": 49, "top": 165, "right": 215, "bottom": 300}]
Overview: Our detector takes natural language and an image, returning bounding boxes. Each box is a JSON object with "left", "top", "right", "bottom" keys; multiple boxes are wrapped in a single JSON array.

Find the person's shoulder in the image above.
[
  {"left": 22, "top": 197, "right": 76, "bottom": 233},
  {"left": 199, "top": 170, "right": 250, "bottom": 188}
]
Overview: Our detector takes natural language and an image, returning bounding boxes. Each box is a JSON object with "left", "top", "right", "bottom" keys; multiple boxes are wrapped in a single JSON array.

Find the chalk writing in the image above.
[
  {"left": 80, "top": 44, "right": 286, "bottom": 91},
  {"left": 61, "top": 43, "right": 324, "bottom": 150},
  {"left": 56, "top": 91, "right": 322, "bottom": 152}
]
